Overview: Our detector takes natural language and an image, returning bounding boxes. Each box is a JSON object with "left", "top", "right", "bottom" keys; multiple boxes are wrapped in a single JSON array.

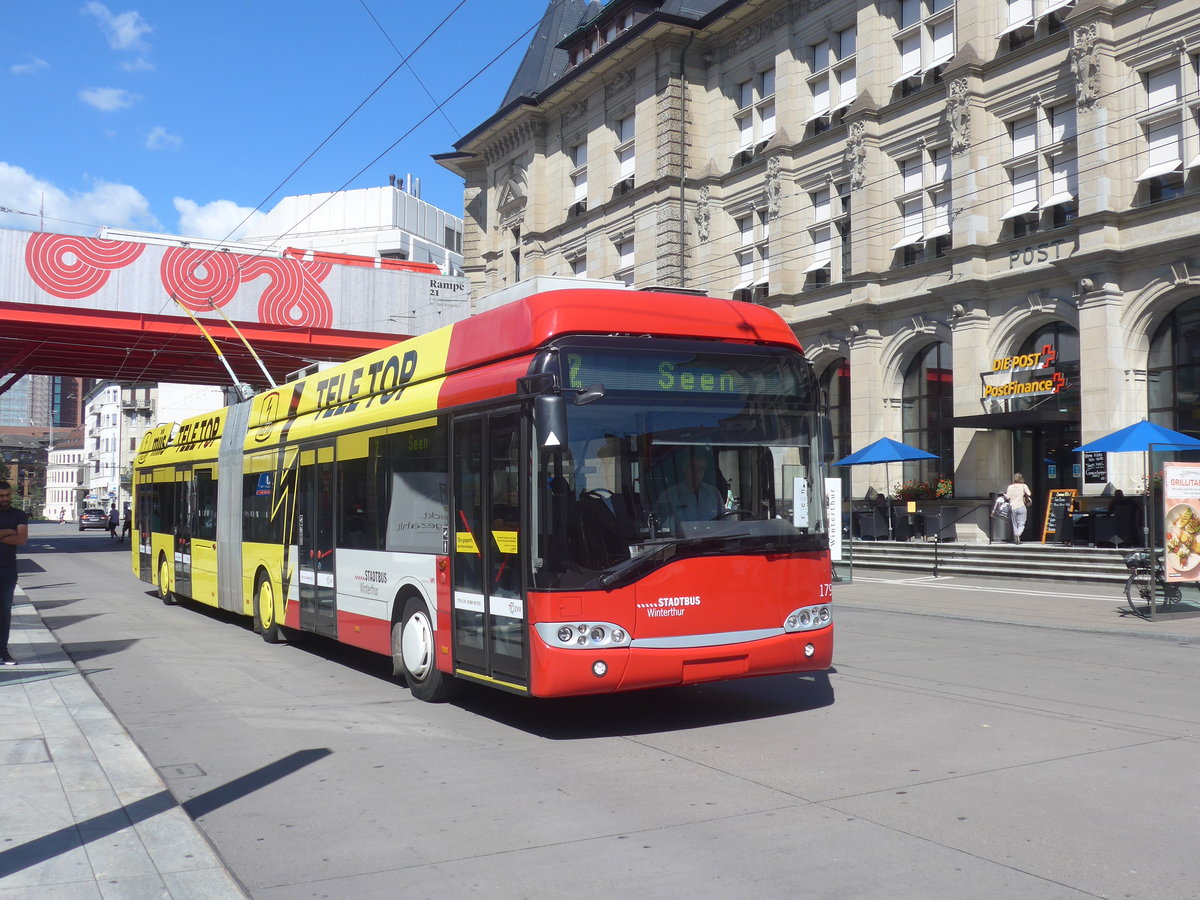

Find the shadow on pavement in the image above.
[
  {"left": 456, "top": 670, "right": 836, "bottom": 740},
  {"left": 268, "top": 629, "right": 835, "bottom": 738},
  {"left": 0, "top": 748, "right": 332, "bottom": 880},
  {"left": 59, "top": 638, "right": 141, "bottom": 662}
]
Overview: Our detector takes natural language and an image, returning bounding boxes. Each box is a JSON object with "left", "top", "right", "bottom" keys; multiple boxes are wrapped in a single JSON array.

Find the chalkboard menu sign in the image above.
[
  {"left": 1041, "top": 489, "right": 1078, "bottom": 543},
  {"left": 1084, "top": 452, "right": 1107, "bottom": 484}
]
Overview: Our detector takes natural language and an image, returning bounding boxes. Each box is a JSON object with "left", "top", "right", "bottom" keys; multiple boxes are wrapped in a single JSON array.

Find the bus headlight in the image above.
[
  {"left": 783, "top": 604, "right": 832, "bottom": 633},
  {"left": 535, "top": 622, "right": 632, "bottom": 649}
]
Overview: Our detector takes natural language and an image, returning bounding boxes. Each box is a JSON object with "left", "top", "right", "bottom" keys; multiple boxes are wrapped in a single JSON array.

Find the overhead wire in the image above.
[
  {"left": 1, "top": 10, "right": 1186, "bottom": 386},
  {"left": 76, "top": 2, "right": 536, "bottom": 387},
  {"left": 358, "top": 0, "right": 463, "bottom": 137}
]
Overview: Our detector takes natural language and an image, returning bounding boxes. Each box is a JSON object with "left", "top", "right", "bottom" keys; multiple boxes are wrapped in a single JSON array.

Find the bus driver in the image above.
[{"left": 656, "top": 449, "right": 723, "bottom": 528}]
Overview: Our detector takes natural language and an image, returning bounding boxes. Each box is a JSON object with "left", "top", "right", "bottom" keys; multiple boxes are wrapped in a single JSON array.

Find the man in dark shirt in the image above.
[{"left": 0, "top": 481, "right": 30, "bottom": 665}]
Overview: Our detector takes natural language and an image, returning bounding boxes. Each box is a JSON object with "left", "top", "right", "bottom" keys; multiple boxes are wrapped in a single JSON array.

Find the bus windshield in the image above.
[{"left": 532, "top": 342, "right": 827, "bottom": 590}]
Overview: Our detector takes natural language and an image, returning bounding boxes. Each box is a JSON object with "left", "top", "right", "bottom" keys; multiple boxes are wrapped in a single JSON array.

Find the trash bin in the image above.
[{"left": 989, "top": 498, "right": 1012, "bottom": 543}]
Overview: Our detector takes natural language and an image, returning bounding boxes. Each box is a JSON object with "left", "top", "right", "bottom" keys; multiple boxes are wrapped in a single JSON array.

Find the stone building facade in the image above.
[{"left": 436, "top": 0, "right": 1200, "bottom": 530}]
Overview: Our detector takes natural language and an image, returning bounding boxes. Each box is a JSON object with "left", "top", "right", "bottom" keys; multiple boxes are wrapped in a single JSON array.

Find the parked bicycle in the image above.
[{"left": 1123, "top": 550, "right": 1183, "bottom": 615}]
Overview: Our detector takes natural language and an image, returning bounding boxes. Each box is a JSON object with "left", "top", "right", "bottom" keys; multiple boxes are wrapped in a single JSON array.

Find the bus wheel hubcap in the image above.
[
  {"left": 402, "top": 612, "right": 433, "bottom": 681},
  {"left": 259, "top": 583, "right": 273, "bottom": 628}
]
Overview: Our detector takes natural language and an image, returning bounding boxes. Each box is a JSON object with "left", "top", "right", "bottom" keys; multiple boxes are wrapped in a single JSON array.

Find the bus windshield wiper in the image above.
[{"left": 596, "top": 532, "right": 751, "bottom": 590}]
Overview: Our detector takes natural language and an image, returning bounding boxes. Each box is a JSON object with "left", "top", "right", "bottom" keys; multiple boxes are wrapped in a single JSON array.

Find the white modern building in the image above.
[
  {"left": 240, "top": 181, "right": 465, "bottom": 276},
  {"left": 44, "top": 436, "right": 84, "bottom": 521},
  {"left": 82, "top": 381, "right": 225, "bottom": 511}
]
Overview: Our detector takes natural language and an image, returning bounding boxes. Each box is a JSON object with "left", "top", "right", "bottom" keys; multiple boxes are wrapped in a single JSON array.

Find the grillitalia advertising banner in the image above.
[{"left": 1163, "top": 461, "right": 1200, "bottom": 582}]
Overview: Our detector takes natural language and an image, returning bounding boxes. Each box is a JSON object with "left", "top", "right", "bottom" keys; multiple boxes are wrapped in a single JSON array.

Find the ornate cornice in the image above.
[
  {"left": 716, "top": 1, "right": 831, "bottom": 63},
  {"left": 606, "top": 69, "right": 635, "bottom": 98},
  {"left": 482, "top": 119, "right": 543, "bottom": 166}
]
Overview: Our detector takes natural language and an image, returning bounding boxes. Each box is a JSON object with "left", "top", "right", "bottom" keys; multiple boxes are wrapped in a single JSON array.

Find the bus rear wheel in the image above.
[
  {"left": 395, "top": 597, "right": 457, "bottom": 703},
  {"left": 256, "top": 576, "right": 284, "bottom": 644},
  {"left": 158, "top": 557, "right": 176, "bottom": 605}
]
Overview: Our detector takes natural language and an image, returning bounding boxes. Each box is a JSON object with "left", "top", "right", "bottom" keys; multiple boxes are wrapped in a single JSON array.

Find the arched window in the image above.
[
  {"left": 901, "top": 342, "right": 953, "bottom": 485},
  {"left": 821, "top": 358, "right": 852, "bottom": 500},
  {"left": 1013, "top": 321, "right": 1080, "bottom": 415},
  {"left": 819, "top": 357, "right": 851, "bottom": 462},
  {"left": 1148, "top": 297, "right": 1200, "bottom": 439}
]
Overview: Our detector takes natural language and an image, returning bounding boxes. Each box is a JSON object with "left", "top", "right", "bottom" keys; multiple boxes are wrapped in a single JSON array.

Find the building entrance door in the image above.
[{"left": 1013, "top": 424, "right": 1080, "bottom": 539}]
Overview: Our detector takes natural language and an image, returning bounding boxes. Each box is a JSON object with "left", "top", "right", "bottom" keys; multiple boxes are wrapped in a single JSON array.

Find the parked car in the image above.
[{"left": 78, "top": 508, "right": 108, "bottom": 531}]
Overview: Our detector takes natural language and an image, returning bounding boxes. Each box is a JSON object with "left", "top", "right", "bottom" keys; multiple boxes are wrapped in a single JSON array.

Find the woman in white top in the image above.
[{"left": 1004, "top": 473, "right": 1033, "bottom": 543}]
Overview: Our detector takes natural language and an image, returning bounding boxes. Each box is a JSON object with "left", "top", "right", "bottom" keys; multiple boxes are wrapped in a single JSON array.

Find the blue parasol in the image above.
[
  {"left": 834, "top": 437, "right": 939, "bottom": 540},
  {"left": 1075, "top": 421, "right": 1200, "bottom": 611},
  {"left": 1075, "top": 419, "right": 1200, "bottom": 454}
]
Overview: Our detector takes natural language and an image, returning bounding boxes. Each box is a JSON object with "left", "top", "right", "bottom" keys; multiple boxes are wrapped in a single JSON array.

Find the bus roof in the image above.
[
  {"left": 444, "top": 289, "right": 802, "bottom": 373},
  {"left": 137, "top": 289, "right": 805, "bottom": 453}
]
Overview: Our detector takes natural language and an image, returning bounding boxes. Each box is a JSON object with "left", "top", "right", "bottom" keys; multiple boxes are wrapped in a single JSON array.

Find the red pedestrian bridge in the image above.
[{"left": 0, "top": 228, "right": 471, "bottom": 394}]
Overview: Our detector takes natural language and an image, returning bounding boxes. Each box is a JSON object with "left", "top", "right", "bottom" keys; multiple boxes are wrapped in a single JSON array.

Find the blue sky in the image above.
[{"left": 0, "top": 1, "right": 560, "bottom": 240}]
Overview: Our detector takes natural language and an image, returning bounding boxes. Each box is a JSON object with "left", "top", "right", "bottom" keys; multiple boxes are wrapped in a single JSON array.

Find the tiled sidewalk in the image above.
[{"left": 0, "top": 586, "right": 246, "bottom": 898}]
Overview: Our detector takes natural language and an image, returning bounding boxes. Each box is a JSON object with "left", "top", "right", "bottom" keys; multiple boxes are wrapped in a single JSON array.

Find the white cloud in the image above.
[
  {"left": 145, "top": 126, "right": 181, "bottom": 151},
  {"left": 120, "top": 56, "right": 154, "bottom": 72},
  {"left": 11, "top": 56, "right": 48, "bottom": 75},
  {"left": 0, "top": 161, "right": 160, "bottom": 234},
  {"left": 174, "top": 198, "right": 266, "bottom": 241},
  {"left": 82, "top": 2, "right": 152, "bottom": 51},
  {"left": 79, "top": 86, "right": 138, "bottom": 111}
]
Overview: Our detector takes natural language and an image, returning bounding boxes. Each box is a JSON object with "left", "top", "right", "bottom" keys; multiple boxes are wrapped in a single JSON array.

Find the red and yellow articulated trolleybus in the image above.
[{"left": 132, "top": 288, "right": 834, "bottom": 701}]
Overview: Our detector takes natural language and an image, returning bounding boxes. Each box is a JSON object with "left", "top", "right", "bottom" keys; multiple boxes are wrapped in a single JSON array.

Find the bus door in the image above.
[
  {"left": 451, "top": 410, "right": 527, "bottom": 689},
  {"left": 173, "top": 470, "right": 192, "bottom": 600},
  {"left": 189, "top": 467, "right": 218, "bottom": 605},
  {"left": 135, "top": 473, "right": 153, "bottom": 582},
  {"left": 297, "top": 444, "right": 337, "bottom": 637}
]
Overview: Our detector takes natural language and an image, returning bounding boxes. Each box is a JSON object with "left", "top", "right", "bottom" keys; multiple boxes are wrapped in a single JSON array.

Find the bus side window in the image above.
[
  {"left": 383, "top": 422, "right": 447, "bottom": 554},
  {"left": 336, "top": 455, "right": 378, "bottom": 550}
]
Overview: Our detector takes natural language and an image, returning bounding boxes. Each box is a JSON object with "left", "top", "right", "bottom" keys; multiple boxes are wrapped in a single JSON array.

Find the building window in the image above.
[
  {"left": 614, "top": 236, "right": 634, "bottom": 286},
  {"left": 1000, "top": 0, "right": 1075, "bottom": 51},
  {"left": 1012, "top": 322, "right": 1080, "bottom": 415},
  {"left": 613, "top": 116, "right": 635, "bottom": 197},
  {"left": 570, "top": 253, "right": 587, "bottom": 278},
  {"left": 1000, "top": 102, "right": 1078, "bottom": 236},
  {"left": 807, "top": 26, "right": 857, "bottom": 131},
  {"left": 733, "top": 66, "right": 776, "bottom": 162},
  {"left": 568, "top": 141, "right": 588, "bottom": 216},
  {"left": 892, "top": 0, "right": 955, "bottom": 96},
  {"left": 820, "top": 359, "right": 852, "bottom": 496},
  {"left": 509, "top": 226, "right": 521, "bottom": 282},
  {"left": 1136, "top": 64, "right": 1186, "bottom": 203},
  {"left": 805, "top": 188, "right": 833, "bottom": 287},
  {"left": 733, "top": 210, "right": 769, "bottom": 299},
  {"left": 891, "top": 148, "right": 950, "bottom": 266},
  {"left": 1148, "top": 297, "right": 1200, "bottom": 439},
  {"left": 901, "top": 342, "right": 954, "bottom": 485}
]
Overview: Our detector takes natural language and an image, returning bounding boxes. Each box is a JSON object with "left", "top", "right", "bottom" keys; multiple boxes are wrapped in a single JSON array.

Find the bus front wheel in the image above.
[
  {"left": 158, "top": 557, "right": 176, "bottom": 605},
  {"left": 255, "top": 576, "right": 284, "bottom": 644},
  {"left": 396, "top": 597, "right": 457, "bottom": 703}
]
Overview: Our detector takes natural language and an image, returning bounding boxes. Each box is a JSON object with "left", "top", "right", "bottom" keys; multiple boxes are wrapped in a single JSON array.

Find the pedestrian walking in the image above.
[
  {"left": 58, "top": 507, "right": 65, "bottom": 525},
  {"left": 108, "top": 503, "right": 120, "bottom": 540},
  {"left": 121, "top": 504, "right": 131, "bottom": 541},
  {"left": 1004, "top": 473, "right": 1033, "bottom": 544},
  {"left": 0, "top": 481, "right": 30, "bottom": 666}
]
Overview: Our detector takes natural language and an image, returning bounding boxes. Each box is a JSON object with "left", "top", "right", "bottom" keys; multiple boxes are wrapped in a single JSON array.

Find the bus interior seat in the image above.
[{"left": 569, "top": 490, "right": 629, "bottom": 569}]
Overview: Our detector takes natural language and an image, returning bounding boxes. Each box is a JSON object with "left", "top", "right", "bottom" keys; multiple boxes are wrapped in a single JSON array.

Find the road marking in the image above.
[{"left": 853, "top": 575, "right": 1127, "bottom": 604}]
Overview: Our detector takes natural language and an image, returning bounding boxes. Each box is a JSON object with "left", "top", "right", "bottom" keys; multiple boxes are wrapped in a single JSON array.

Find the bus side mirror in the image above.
[
  {"left": 574, "top": 383, "right": 605, "bottom": 406},
  {"left": 535, "top": 394, "right": 568, "bottom": 449},
  {"left": 820, "top": 416, "right": 835, "bottom": 463}
]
